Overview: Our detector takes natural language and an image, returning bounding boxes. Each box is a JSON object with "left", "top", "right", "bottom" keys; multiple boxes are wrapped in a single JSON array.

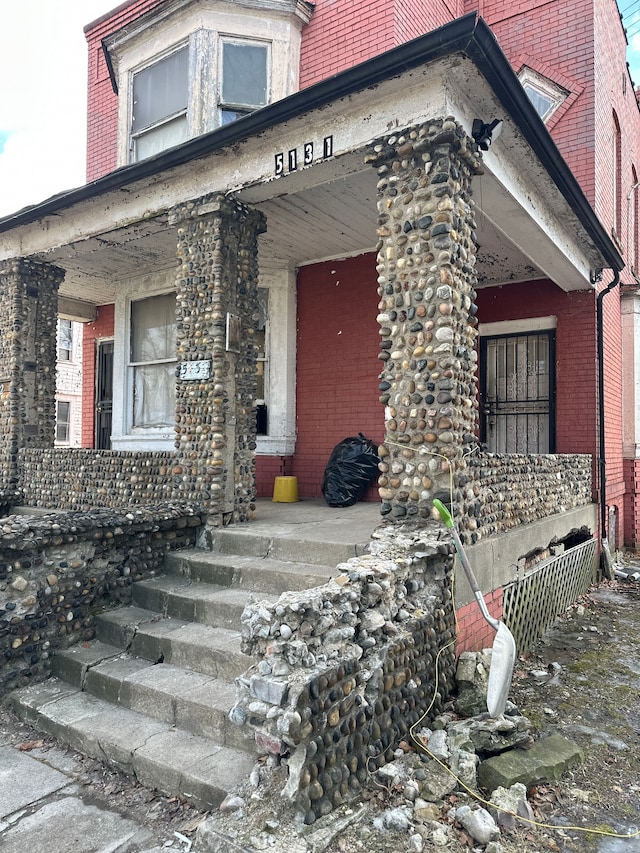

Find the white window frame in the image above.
[
  {"left": 58, "top": 319, "right": 73, "bottom": 362},
  {"left": 218, "top": 36, "right": 271, "bottom": 125},
  {"left": 108, "top": 1, "right": 308, "bottom": 168},
  {"left": 55, "top": 400, "right": 71, "bottom": 444},
  {"left": 129, "top": 43, "right": 190, "bottom": 163},
  {"left": 112, "top": 276, "right": 177, "bottom": 452},
  {"left": 519, "top": 67, "right": 568, "bottom": 123}
]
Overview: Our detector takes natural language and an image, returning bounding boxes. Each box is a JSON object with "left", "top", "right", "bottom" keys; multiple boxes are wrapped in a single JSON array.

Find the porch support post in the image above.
[
  {"left": 366, "top": 119, "right": 482, "bottom": 524},
  {"left": 0, "top": 259, "right": 63, "bottom": 500},
  {"left": 169, "top": 194, "right": 266, "bottom": 527}
]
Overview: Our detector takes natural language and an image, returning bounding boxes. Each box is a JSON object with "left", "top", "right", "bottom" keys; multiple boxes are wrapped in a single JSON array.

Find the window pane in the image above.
[
  {"left": 131, "top": 293, "right": 176, "bottom": 363},
  {"left": 133, "top": 47, "right": 188, "bottom": 131},
  {"left": 523, "top": 84, "right": 554, "bottom": 120},
  {"left": 133, "top": 363, "right": 175, "bottom": 428},
  {"left": 222, "top": 42, "right": 267, "bottom": 108},
  {"left": 56, "top": 401, "right": 70, "bottom": 443},
  {"left": 135, "top": 115, "right": 188, "bottom": 160},
  {"left": 58, "top": 319, "right": 72, "bottom": 361}
]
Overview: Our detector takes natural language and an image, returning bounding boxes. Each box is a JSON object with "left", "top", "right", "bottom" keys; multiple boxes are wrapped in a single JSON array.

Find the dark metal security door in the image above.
[
  {"left": 95, "top": 340, "right": 114, "bottom": 450},
  {"left": 480, "top": 331, "right": 555, "bottom": 453}
]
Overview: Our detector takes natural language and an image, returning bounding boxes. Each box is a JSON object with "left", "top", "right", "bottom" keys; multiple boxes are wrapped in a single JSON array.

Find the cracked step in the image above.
[
  {"left": 7, "top": 679, "right": 254, "bottom": 810},
  {"left": 131, "top": 576, "right": 278, "bottom": 628},
  {"left": 164, "top": 550, "right": 334, "bottom": 593},
  {"left": 51, "top": 643, "right": 251, "bottom": 752},
  {"left": 95, "top": 606, "right": 251, "bottom": 680}
]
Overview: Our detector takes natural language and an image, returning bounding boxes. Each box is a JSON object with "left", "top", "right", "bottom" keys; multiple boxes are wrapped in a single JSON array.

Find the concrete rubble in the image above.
[{"left": 196, "top": 649, "right": 584, "bottom": 852}]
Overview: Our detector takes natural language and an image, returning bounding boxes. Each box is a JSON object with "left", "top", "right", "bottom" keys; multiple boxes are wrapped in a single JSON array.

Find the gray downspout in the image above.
[{"left": 596, "top": 269, "right": 620, "bottom": 577}]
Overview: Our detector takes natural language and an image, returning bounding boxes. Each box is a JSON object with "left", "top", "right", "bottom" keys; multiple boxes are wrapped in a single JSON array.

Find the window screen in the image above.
[
  {"left": 221, "top": 41, "right": 268, "bottom": 115},
  {"left": 130, "top": 293, "right": 176, "bottom": 429}
]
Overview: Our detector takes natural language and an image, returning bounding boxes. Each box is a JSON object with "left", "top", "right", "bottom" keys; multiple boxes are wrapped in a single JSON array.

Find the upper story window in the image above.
[
  {"left": 131, "top": 46, "right": 189, "bottom": 161},
  {"left": 519, "top": 67, "right": 568, "bottom": 123},
  {"left": 220, "top": 39, "right": 269, "bottom": 125},
  {"left": 104, "top": 1, "right": 313, "bottom": 168}
]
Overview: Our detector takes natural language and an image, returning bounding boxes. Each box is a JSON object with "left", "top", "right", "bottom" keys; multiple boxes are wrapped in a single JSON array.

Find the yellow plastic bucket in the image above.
[{"left": 272, "top": 476, "right": 299, "bottom": 502}]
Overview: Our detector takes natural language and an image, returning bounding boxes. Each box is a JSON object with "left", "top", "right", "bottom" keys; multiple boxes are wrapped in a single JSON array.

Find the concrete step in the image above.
[
  {"left": 131, "top": 575, "right": 278, "bottom": 628},
  {"left": 209, "top": 525, "right": 368, "bottom": 566},
  {"left": 94, "top": 605, "right": 251, "bottom": 680},
  {"left": 164, "top": 550, "right": 333, "bottom": 593},
  {"left": 50, "top": 642, "right": 251, "bottom": 752},
  {"left": 7, "top": 679, "right": 254, "bottom": 811}
]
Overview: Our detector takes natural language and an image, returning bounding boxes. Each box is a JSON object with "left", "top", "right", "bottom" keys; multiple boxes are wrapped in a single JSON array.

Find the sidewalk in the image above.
[{"left": 0, "top": 703, "right": 205, "bottom": 852}]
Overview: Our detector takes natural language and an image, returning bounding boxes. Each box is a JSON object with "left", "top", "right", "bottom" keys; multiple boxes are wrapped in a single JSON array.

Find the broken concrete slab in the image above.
[
  {"left": 477, "top": 733, "right": 584, "bottom": 792},
  {"left": 0, "top": 796, "right": 152, "bottom": 853},
  {"left": 0, "top": 747, "right": 70, "bottom": 820}
]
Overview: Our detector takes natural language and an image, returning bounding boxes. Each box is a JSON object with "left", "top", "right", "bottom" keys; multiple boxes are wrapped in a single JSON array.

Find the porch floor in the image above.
[{"left": 242, "top": 498, "right": 382, "bottom": 556}]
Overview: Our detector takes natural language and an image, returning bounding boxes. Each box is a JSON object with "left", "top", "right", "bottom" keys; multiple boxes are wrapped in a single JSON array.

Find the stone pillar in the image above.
[
  {"left": 366, "top": 119, "right": 482, "bottom": 523},
  {"left": 170, "top": 194, "right": 266, "bottom": 526},
  {"left": 0, "top": 260, "right": 63, "bottom": 499}
]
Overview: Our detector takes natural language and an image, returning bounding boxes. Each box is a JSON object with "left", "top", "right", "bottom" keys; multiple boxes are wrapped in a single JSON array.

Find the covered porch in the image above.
[{"left": 0, "top": 15, "right": 621, "bottom": 537}]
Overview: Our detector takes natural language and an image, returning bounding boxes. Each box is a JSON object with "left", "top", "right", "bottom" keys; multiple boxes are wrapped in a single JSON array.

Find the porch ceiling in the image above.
[{"left": 42, "top": 166, "right": 544, "bottom": 304}]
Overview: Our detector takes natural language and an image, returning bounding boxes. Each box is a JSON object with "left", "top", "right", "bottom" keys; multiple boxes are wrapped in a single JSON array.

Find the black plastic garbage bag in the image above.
[{"left": 321, "top": 433, "right": 380, "bottom": 507}]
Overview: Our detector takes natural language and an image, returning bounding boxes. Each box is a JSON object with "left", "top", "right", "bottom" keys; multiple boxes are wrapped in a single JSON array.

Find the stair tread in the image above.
[
  {"left": 98, "top": 605, "right": 245, "bottom": 644},
  {"left": 89, "top": 655, "right": 237, "bottom": 710},
  {"left": 9, "top": 679, "right": 254, "bottom": 809},
  {"left": 168, "top": 549, "right": 335, "bottom": 578},
  {"left": 135, "top": 575, "right": 280, "bottom": 603}
]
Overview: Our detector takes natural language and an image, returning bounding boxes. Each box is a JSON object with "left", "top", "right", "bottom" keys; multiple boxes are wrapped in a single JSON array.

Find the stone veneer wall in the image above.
[
  {"left": 170, "top": 194, "right": 265, "bottom": 524},
  {"left": 18, "top": 449, "right": 179, "bottom": 511},
  {"left": 367, "top": 119, "right": 482, "bottom": 521},
  {"left": 232, "top": 523, "right": 456, "bottom": 824},
  {"left": 0, "top": 260, "right": 63, "bottom": 503},
  {"left": 463, "top": 452, "right": 593, "bottom": 545},
  {"left": 0, "top": 503, "right": 203, "bottom": 695}
]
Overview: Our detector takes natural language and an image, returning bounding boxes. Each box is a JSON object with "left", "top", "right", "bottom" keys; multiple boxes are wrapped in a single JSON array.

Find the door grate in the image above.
[{"left": 502, "top": 538, "right": 598, "bottom": 654}]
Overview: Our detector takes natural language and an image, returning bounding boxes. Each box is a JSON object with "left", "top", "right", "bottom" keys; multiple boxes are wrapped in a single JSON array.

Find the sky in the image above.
[{"left": 1, "top": 1, "right": 640, "bottom": 219}]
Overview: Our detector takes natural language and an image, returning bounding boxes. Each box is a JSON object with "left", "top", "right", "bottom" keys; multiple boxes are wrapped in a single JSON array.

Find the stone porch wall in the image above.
[
  {"left": 461, "top": 452, "right": 593, "bottom": 545},
  {"left": 232, "top": 523, "right": 457, "bottom": 824},
  {"left": 10, "top": 449, "right": 592, "bottom": 542},
  {"left": 0, "top": 503, "right": 203, "bottom": 696},
  {"left": 17, "top": 448, "right": 180, "bottom": 512}
]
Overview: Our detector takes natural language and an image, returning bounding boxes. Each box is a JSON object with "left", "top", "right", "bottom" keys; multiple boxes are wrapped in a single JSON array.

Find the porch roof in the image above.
[{"left": 0, "top": 13, "right": 623, "bottom": 302}]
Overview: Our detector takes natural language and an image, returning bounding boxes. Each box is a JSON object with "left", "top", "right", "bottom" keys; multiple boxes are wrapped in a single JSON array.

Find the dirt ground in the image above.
[{"left": 2, "top": 574, "right": 640, "bottom": 852}]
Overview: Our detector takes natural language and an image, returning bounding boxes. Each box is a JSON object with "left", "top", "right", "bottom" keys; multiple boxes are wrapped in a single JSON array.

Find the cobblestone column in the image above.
[
  {"left": 170, "top": 194, "right": 266, "bottom": 526},
  {"left": 0, "top": 260, "right": 63, "bottom": 499},
  {"left": 366, "top": 119, "right": 482, "bottom": 523}
]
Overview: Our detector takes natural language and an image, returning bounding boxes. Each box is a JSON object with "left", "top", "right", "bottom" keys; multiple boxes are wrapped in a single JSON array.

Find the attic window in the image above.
[{"left": 519, "top": 67, "right": 568, "bottom": 122}]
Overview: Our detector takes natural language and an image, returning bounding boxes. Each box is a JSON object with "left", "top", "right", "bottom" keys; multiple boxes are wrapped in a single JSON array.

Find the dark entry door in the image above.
[
  {"left": 480, "top": 331, "right": 555, "bottom": 453},
  {"left": 95, "top": 340, "right": 114, "bottom": 450}
]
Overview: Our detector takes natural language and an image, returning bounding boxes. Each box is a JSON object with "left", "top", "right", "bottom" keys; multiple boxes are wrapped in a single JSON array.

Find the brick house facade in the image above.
[
  {"left": 0, "top": 1, "right": 632, "bottom": 661},
  {"left": 76, "top": 0, "right": 640, "bottom": 550}
]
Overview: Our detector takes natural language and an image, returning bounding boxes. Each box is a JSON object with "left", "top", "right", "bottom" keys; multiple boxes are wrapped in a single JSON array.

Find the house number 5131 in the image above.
[{"left": 274, "top": 136, "right": 334, "bottom": 176}]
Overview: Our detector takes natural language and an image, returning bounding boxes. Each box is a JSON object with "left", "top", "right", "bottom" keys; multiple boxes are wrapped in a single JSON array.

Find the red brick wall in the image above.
[
  {"left": 475, "top": 281, "right": 598, "bottom": 455},
  {"left": 473, "top": 0, "right": 597, "bottom": 205},
  {"left": 81, "top": 305, "right": 115, "bottom": 447},
  {"left": 299, "top": 0, "right": 461, "bottom": 90},
  {"left": 255, "top": 455, "right": 293, "bottom": 499},
  {"left": 293, "top": 254, "right": 383, "bottom": 498},
  {"left": 84, "top": 0, "right": 166, "bottom": 181},
  {"left": 455, "top": 589, "right": 503, "bottom": 654},
  {"left": 623, "top": 458, "right": 640, "bottom": 547}
]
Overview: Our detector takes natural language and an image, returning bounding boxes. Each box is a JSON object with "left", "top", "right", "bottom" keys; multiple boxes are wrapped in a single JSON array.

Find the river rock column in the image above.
[
  {"left": 170, "top": 194, "right": 266, "bottom": 527},
  {"left": 365, "top": 119, "right": 482, "bottom": 524},
  {"left": 0, "top": 260, "right": 63, "bottom": 499}
]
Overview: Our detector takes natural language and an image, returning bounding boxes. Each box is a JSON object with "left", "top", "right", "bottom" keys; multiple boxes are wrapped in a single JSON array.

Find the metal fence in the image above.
[{"left": 502, "top": 538, "right": 598, "bottom": 654}]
